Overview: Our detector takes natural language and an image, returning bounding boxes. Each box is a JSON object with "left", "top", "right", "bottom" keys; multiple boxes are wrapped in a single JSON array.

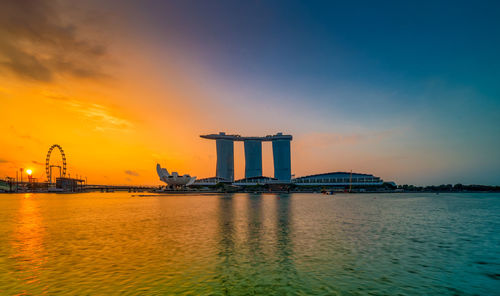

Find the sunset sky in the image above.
[{"left": 1, "top": 0, "right": 499, "bottom": 185}]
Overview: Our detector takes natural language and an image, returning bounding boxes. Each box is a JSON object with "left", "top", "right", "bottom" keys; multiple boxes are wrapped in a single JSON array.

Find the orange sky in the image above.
[
  {"left": 0, "top": 5, "right": 264, "bottom": 185},
  {"left": 0, "top": 67, "right": 446, "bottom": 186},
  {"left": 0, "top": 53, "right": 401, "bottom": 185},
  {"left": 0, "top": 47, "right": 216, "bottom": 185}
]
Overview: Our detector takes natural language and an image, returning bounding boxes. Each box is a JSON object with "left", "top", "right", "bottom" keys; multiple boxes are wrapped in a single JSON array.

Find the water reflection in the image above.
[
  {"left": 11, "top": 194, "right": 45, "bottom": 290},
  {"left": 215, "top": 195, "right": 236, "bottom": 294},
  {"left": 274, "top": 194, "right": 297, "bottom": 287},
  {"left": 215, "top": 193, "right": 297, "bottom": 293},
  {"left": 246, "top": 193, "right": 263, "bottom": 258}
]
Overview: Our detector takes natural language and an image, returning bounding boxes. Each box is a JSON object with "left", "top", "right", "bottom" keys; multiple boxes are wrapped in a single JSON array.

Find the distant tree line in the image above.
[{"left": 397, "top": 183, "right": 500, "bottom": 192}]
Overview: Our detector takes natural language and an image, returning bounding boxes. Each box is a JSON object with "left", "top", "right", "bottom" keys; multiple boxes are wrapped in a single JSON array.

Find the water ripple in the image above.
[{"left": 0, "top": 192, "right": 498, "bottom": 295}]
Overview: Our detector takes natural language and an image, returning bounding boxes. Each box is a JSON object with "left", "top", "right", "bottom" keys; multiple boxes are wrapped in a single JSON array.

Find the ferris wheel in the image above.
[{"left": 46, "top": 144, "right": 67, "bottom": 183}]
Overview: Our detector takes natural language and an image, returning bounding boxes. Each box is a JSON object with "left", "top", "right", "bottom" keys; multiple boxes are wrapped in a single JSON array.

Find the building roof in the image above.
[
  {"left": 200, "top": 132, "right": 292, "bottom": 141},
  {"left": 293, "top": 172, "right": 378, "bottom": 179},
  {"left": 234, "top": 176, "right": 277, "bottom": 182},
  {"left": 195, "top": 176, "right": 230, "bottom": 183}
]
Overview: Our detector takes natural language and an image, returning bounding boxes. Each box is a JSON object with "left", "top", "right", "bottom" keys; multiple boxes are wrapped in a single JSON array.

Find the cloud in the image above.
[
  {"left": 124, "top": 170, "right": 139, "bottom": 177},
  {"left": 0, "top": 159, "right": 9, "bottom": 164},
  {"left": 9, "top": 126, "right": 42, "bottom": 144},
  {"left": 0, "top": 1, "right": 109, "bottom": 82},
  {"left": 46, "top": 95, "right": 133, "bottom": 131},
  {"left": 32, "top": 160, "right": 45, "bottom": 166}
]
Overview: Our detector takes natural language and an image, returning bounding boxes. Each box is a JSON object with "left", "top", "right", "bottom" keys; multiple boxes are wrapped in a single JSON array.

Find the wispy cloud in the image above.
[
  {"left": 46, "top": 95, "right": 133, "bottom": 132},
  {"left": 32, "top": 160, "right": 45, "bottom": 166},
  {"left": 125, "top": 170, "right": 139, "bottom": 177},
  {"left": 9, "top": 126, "right": 42, "bottom": 144},
  {"left": 0, "top": 1, "right": 109, "bottom": 82}
]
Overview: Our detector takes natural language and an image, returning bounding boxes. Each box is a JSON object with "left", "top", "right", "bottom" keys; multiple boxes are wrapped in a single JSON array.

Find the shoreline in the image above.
[{"left": 1, "top": 190, "right": 499, "bottom": 194}]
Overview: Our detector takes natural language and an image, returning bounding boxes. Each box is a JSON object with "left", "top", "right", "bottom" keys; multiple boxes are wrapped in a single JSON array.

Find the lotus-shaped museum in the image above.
[{"left": 156, "top": 164, "right": 196, "bottom": 186}]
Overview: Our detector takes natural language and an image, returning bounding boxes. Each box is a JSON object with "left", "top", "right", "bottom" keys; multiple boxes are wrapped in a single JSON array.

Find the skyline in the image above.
[{"left": 1, "top": 0, "right": 499, "bottom": 186}]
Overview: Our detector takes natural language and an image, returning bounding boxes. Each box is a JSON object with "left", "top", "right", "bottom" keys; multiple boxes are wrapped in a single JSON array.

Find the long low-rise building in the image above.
[
  {"left": 193, "top": 172, "right": 384, "bottom": 187},
  {"left": 194, "top": 177, "right": 229, "bottom": 186},
  {"left": 292, "top": 172, "right": 383, "bottom": 186}
]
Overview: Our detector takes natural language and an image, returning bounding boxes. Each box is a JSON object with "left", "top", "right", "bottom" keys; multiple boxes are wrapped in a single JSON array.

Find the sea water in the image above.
[{"left": 0, "top": 192, "right": 498, "bottom": 295}]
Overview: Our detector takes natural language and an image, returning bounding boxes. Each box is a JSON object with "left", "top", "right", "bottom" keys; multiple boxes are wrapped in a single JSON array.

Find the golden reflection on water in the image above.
[{"left": 11, "top": 193, "right": 46, "bottom": 293}]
